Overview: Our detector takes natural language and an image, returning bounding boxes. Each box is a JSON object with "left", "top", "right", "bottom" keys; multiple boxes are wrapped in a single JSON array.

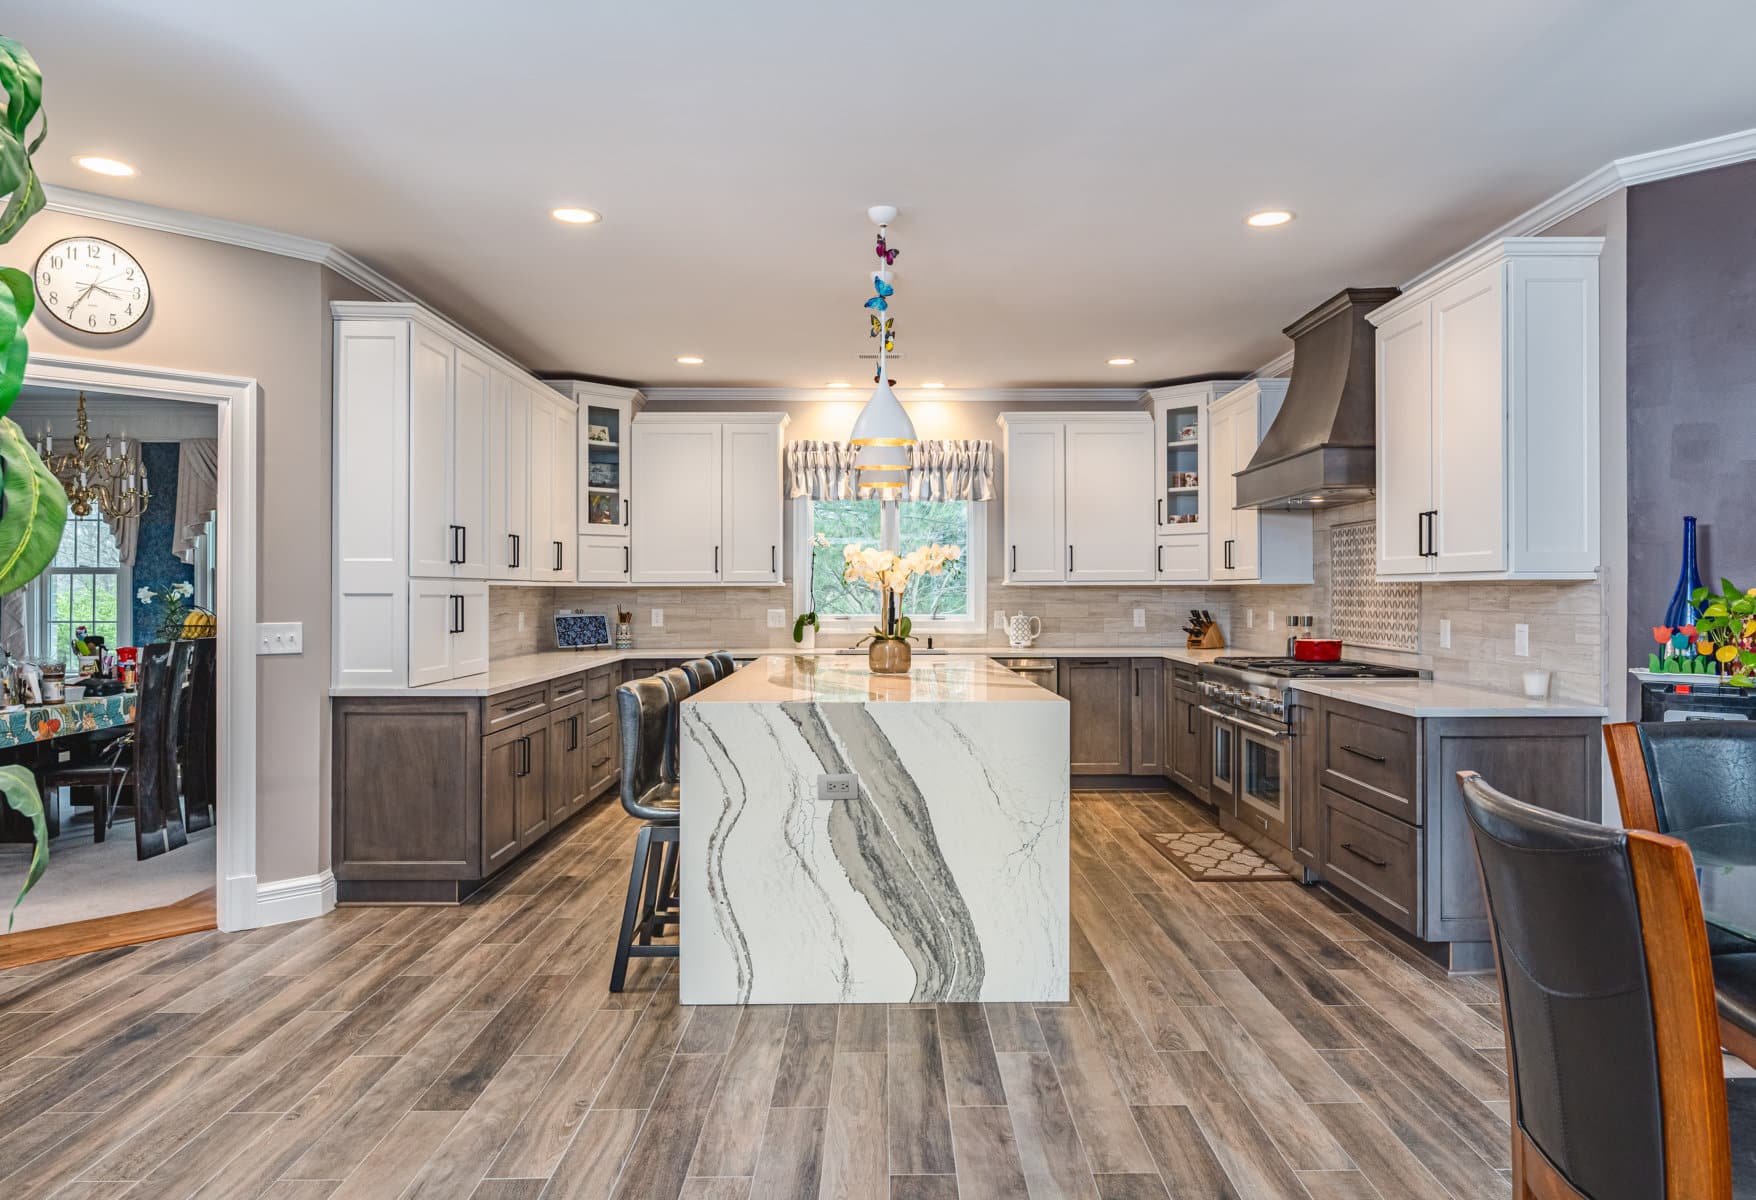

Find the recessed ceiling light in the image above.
[
  {"left": 1246, "top": 209, "right": 1295, "bottom": 228},
  {"left": 825, "top": 381, "right": 851, "bottom": 389},
  {"left": 675, "top": 355, "right": 704, "bottom": 365},
  {"left": 551, "top": 207, "right": 601, "bottom": 224},
  {"left": 74, "top": 155, "right": 135, "bottom": 177},
  {"left": 1107, "top": 357, "right": 1136, "bottom": 367},
  {"left": 921, "top": 382, "right": 945, "bottom": 389}
]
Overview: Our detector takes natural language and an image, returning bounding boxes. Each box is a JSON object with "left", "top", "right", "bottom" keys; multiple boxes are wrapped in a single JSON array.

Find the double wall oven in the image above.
[{"left": 1198, "top": 656, "right": 1421, "bottom": 854}]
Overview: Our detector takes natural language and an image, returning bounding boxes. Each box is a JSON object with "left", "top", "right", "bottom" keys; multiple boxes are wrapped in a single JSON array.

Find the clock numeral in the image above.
[
  {"left": 125, "top": 304, "right": 133, "bottom": 316},
  {"left": 37, "top": 271, "right": 48, "bottom": 286},
  {"left": 45, "top": 291, "right": 57, "bottom": 305},
  {"left": 86, "top": 243, "right": 101, "bottom": 258},
  {"left": 125, "top": 268, "right": 135, "bottom": 280},
  {"left": 132, "top": 288, "right": 141, "bottom": 300},
  {"left": 108, "top": 314, "right": 118, "bottom": 327},
  {"left": 48, "top": 255, "right": 62, "bottom": 269}
]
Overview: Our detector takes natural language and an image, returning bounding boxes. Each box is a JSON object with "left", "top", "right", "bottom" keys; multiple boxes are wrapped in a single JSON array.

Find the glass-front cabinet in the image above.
[
  {"left": 549, "top": 380, "right": 644, "bottom": 584},
  {"left": 1147, "top": 380, "right": 1241, "bottom": 581}
]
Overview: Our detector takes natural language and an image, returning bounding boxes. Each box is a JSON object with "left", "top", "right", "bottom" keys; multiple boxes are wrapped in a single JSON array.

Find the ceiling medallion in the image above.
[{"left": 848, "top": 204, "right": 917, "bottom": 492}]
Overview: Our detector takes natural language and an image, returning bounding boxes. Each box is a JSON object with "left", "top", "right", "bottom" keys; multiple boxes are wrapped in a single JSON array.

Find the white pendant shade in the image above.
[{"left": 849, "top": 380, "right": 917, "bottom": 448}]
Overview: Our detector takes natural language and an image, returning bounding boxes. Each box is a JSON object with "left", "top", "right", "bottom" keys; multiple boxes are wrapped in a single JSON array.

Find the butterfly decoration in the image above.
[
  {"left": 869, "top": 314, "right": 893, "bottom": 338},
  {"left": 864, "top": 274, "right": 894, "bottom": 313},
  {"left": 875, "top": 234, "right": 899, "bottom": 265}
]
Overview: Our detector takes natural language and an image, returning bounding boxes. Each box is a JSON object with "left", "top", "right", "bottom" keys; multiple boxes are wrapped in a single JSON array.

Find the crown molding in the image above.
[
  {"left": 41, "top": 184, "right": 417, "bottom": 304},
  {"left": 640, "top": 386, "right": 1147, "bottom": 406},
  {"left": 1250, "top": 123, "right": 1756, "bottom": 376}
]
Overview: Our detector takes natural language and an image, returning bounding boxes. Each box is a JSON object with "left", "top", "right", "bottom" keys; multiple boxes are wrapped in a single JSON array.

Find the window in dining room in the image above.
[{"left": 34, "top": 507, "right": 128, "bottom": 670}]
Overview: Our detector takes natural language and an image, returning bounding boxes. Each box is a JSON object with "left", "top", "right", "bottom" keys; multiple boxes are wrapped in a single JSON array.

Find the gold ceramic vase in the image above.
[{"left": 868, "top": 638, "right": 911, "bottom": 674}]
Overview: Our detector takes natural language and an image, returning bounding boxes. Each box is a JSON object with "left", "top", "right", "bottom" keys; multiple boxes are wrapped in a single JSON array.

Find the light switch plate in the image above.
[
  {"left": 1439, "top": 618, "right": 1452, "bottom": 649},
  {"left": 1267, "top": 610, "right": 1276, "bottom": 630},
  {"left": 817, "top": 773, "right": 858, "bottom": 802},
  {"left": 256, "top": 622, "right": 303, "bottom": 655},
  {"left": 1132, "top": 608, "right": 1146, "bottom": 628},
  {"left": 651, "top": 608, "right": 664, "bottom": 627},
  {"left": 1514, "top": 623, "right": 1530, "bottom": 657},
  {"left": 1246, "top": 609, "right": 1255, "bottom": 629},
  {"left": 767, "top": 608, "right": 785, "bottom": 629}
]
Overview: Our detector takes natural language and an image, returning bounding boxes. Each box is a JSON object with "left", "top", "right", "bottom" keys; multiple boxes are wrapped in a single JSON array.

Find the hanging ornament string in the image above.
[{"left": 865, "top": 226, "right": 899, "bottom": 382}]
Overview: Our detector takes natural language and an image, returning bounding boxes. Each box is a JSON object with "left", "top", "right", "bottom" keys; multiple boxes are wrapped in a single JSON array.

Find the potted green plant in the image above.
[
  {"left": 1690, "top": 579, "right": 1756, "bottom": 687},
  {"left": 792, "top": 611, "right": 817, "bottom": 649}
]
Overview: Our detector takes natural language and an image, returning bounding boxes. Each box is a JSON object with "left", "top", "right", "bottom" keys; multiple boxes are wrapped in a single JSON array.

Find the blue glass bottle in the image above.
[{"left": 1664, "top": 515, "right": 1704, "bottom": 650}]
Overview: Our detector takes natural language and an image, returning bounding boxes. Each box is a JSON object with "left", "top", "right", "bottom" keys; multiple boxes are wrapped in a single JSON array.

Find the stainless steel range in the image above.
[{"left": 1198, "top": 656, "right": 1422, "bottom": 858}]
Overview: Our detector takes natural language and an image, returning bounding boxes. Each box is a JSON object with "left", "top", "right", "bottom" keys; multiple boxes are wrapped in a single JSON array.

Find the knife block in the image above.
[{"left": 1186, "top": 624, "right": 1226, "bottom": 650}]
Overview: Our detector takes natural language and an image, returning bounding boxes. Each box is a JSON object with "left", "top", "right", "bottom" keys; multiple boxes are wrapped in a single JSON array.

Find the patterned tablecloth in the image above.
[{"left": 0, "top": 693, "right": 135, "bottom": 749}]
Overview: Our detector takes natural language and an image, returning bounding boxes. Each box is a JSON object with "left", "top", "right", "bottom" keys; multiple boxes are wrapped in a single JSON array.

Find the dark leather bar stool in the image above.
[
  {"left": 610, "top": 676, "right": 682, "bottom": 992},
  {"left": 680, "top": 657, "right": 717, "bottom": 692},
  {"left": 708, "top": 651, "right": 735, "bottom": 680},
  {"left": 1460, "top": 770, "right": 1756, "bottom": 1198}
]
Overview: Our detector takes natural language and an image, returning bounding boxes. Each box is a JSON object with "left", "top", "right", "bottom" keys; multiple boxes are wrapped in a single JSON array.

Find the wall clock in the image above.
[{"left": 33, "top": 236, "right": 151, "bottom": 335}]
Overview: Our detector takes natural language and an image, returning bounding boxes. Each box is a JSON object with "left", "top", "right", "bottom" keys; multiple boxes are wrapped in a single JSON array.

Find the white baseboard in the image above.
[{"left": 253, "top": 870, "right": 337, "bottom": 928}]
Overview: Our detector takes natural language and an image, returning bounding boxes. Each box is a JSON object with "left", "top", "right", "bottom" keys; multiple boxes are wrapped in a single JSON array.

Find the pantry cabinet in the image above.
[
  {"left": 1368, "top": 237, "right": 1602, "bottom": 581},
  {"left": 998, "top": 413, "right": 1155, "bottom": 585},
  {"left": 334, "top": 302, "right": 578, "bottom": 690},
  {"left": 1206, "top": 380, "right": 1312, "bottom": 584},
  {"left": 629, "top": 413, "right": 788, "bottom": 585}
]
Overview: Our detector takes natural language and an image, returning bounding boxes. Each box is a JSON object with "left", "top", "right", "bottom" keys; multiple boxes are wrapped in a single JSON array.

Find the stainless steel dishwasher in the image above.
[{"left": 994, "top": 657, "right": 1059, "bottom": 694}]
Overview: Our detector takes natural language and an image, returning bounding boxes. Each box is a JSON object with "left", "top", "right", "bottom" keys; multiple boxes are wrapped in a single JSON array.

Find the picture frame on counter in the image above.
[{"left": 554, "top": 609, "right": 611, "bottom": 649}]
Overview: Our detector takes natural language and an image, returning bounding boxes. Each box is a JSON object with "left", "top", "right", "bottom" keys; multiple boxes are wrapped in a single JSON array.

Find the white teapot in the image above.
[{"left": 1006, "top": 612, "right": 1042, "bottom": 648}]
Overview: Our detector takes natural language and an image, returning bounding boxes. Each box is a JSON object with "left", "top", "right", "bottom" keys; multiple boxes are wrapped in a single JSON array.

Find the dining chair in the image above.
[
  {"left": 179, "top": 639, "right": 217, "bottom": 833},
  {"left": 610, "top": 676, "right": 680, "bottom": 992},
  {"left": 1606, "top": 720, "right": 1756, "bottom": 1061},
  {"left": 1460, "top": 769, "right": 1756, "bottom": 1198}
]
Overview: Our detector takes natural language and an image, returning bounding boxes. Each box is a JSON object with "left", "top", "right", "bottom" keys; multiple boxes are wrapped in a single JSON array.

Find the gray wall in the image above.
[
  {"left": 1, "top": 213, "right": 375, "bottom": 886},
  {"left": 1627, "top": 161, "right": 1756, "bottom": 705}
]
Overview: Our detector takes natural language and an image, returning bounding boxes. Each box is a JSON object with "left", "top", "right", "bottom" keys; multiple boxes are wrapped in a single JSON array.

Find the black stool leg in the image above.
[
  {"left": 655, "top": 840, "right": 679, "bottom": 927},
  {"left": 611, "top": 824, "right": 654, "bottom": 993},
  {"left": 638, "top": 835, "right": 667, "bottom": 945}
]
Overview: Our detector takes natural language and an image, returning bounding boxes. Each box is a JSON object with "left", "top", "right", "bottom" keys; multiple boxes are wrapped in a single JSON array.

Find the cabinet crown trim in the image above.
[
  {"left": 996, "top": 411, "right": 1153, "bottom": 429},
  {"left": 1366, "top": 237, "right": 1605, "bottom": 326},
  {"left": 332, "top": 302, "right": 567, "bottom": 400},
  {"left": 633, "top": 411, "right": 790, "bottom": 427}
]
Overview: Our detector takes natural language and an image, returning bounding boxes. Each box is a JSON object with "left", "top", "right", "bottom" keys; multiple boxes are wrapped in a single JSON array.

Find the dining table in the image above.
[
  {"left": 1675, "top": 821, "right": 1756, "bottom": 1066},
  {"left": 0, "top": 693, "right": 137, "bottom": 843}
]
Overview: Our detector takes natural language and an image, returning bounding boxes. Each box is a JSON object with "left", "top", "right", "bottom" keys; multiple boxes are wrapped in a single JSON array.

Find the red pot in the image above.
[{"left": 1292, "top": 638, "right": 1343, "bottom": 662}]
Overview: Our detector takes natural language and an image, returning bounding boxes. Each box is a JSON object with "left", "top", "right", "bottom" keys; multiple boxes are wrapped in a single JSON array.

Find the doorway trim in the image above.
[{"left": 19, "top": 353, "right": 260, "bottom": 933}]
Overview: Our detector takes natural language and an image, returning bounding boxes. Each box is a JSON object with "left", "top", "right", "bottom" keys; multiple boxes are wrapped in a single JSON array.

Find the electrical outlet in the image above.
[
  {"left": 1514, "top": 623, "right": 1530, "bottom": 657},
  {"left": 1132, "top": 608, "right": 1146, "bottom": 628},
  {"left": 651, "top": 608, "right": 664, "bottom": 628},
  {"left": 817, "top": 773, "right": 858, "bottom": 802},
  {"left": 1246, "top": 609, "right": 1255, "bottom": 629},
  {"left": 256, "top": 622, "right": 303, "bottom": 656},
  {"left": 1268, "top": 610, "right": 1276, "bottom": 630},
  {"left": 517, "top": 610, "right": 526, "bottom": 633},
  {"left": 1439, "top": 618, "right": 1452, "bottom": 649},
  {"left": 766, "top": 609, "right": 785, "bottom": 629}
]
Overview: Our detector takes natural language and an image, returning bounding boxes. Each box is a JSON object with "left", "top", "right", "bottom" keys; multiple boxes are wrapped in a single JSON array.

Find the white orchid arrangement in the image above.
[
  {"left": 841, "top": 542, "right": 961, "bottom": 643},
  {"left": 139, "top": 580, "right": 195, "bottom": 642}
]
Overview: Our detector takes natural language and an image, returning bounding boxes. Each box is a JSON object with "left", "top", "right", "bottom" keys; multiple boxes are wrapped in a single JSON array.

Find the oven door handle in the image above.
[{"left": 1198, "top": 705, "right": 1289, "bottom": 741}]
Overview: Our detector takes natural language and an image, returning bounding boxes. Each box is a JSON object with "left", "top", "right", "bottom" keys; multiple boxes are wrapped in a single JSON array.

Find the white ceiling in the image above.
[{"left": 7, "top": 1, "right": 1754, "bottom": 387}]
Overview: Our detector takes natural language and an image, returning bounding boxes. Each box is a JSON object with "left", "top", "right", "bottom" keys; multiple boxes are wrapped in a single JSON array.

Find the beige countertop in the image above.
[
  {"left": 687, "top": 653, "right": 1063, "bottom": 704},
  {"left": 1287, "top": 677, "right": 1608, "bottom": 719}
]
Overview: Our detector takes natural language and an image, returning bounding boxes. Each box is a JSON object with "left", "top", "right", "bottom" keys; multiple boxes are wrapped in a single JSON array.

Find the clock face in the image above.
[{"left": 33, "top": 237, "right": 151, "bottom": 335}]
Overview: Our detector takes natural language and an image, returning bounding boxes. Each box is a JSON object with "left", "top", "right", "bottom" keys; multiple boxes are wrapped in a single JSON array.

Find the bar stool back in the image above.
[
  {"left": 610, "top": 677, "right": 681, "bottom": 992},
  {"left": 708, "top": 651, "right": 736, "bottom": 680},
  {"left": 680, "top": 657, "right": 717, "bottom": 692}
]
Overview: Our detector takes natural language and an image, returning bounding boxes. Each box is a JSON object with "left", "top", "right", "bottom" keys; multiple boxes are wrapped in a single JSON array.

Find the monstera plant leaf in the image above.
[
  {"left": 0, "top": 264, "right": 31, "bottom": 414},
  {"left": 0, "top": 417, "right": 65, "bottom": 594},
  {"left": 0, "top": 36, "right": 47, "bottom": 246},
  {"left": 0, "top": 765, "right": 43, "bottom": 931}
]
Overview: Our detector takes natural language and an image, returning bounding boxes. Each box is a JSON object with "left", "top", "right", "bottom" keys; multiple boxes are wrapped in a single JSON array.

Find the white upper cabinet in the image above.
[
  {"left": 487, "top": 373, "right": 531, "bottom": 581},
  {"left": 1148, "top": 381, "right": 1238, "bottom": 582},
  {"left": 1207, "top": 380, "right": 1312, "bottom": 585},
  {"left": 998, "top": 413, "right": 1154, "bottom": 585},
  {"left": 546, "top": 400, "right": 578, "bottom": 580},
  {"left": 451, "top": 350, "right": 493, "bottom": 579},
  {"left": 407, "top": 327, "right": 454, "bottom": 579},
  {"left": 547, "top": 380, "right": 643, "bottom": 584},
  {"left": 1369, "top": 237, "right": 1602, "bottom": 580},
  {"left": 629, "top": 413, "right": 787, "bottom": 586}
]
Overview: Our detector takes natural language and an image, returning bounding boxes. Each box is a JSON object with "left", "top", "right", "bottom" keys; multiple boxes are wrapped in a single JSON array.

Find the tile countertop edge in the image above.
[
  {"left": 327, "top": 645, "right": 1231, "bottom": 699},
  {"left": 1287, "top": 678, "right": 1609, "bottom": 719}
]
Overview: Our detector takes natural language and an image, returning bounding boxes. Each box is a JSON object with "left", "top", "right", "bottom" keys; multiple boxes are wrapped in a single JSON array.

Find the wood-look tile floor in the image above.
[{"left": 0, "top": 792, "right": 1514, "bottom": 1199}]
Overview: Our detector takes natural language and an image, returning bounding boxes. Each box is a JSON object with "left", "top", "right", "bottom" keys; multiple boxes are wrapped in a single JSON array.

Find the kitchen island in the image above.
[{"left": 678, "top": 653, "right": 1069, "bottom": 1005}]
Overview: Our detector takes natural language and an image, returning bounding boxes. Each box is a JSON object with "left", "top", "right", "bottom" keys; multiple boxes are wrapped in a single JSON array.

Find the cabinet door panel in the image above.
[
  {"left": 1156, "top": 534, "right": 1208, "bottom": 582},
  {"left": 721, "top": 423, "right": 783, "bottom": 584},
  {"left": 548, "top": 403, "right": 578, "bottom": 579},
  {"left": 515, "top": 723, "right": 550, "bottom": 848},
  {"left": 1375, "top": 303, "right": 1435, "bottom": 576},
  {"left": 1227, "top": 402, "right": 1261, "bottom": 581},
  {"left": 578, "top": 539, "right": 631, "bottom": 584},
  {"left": 408, "top": 581, "right": 457, "bottom": 688},
  {"left": 1064, "top": 422, "right": 1155, "bottom": 582},
  {"left": 549, "top": 703, "right": 590, "bottom": 821},
  {"left": 527, "top": 396, "right": 556, "bottom": 572},
  {"left": 408, "top": 329, "right": 454, "bottom": 578},
  {"left": 1207, "top": 406, "right": 1235, "bottom": 579},
  {"left": 452, "top": 349, "right": 492, "bottom": 579},
  {"left": 483, "top": 728, "right": 522, "bottom": 874},
  {"left": 1003, "top": 423, "right": 1065, "bottom": 582},
  {"left": 631, "top": 423, "right": 723, "bottom": 582},
  {"left": 488, "top": 372, "right": 531, "bottom": 581},
  {"left": 1129, "top": 660, "right": 1162, "bottom": 776},
  {"left": 1060, "top": 658, "right": 1129, "bottom": 774},
  {"left": 454, "top": 585, "right": 489, "bottom": 678},
  {"left": 1431, "top": 267, "right": 1506, "bottom": 574}
]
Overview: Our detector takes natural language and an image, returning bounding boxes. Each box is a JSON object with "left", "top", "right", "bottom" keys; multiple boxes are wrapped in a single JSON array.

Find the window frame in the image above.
[
  {"left": 29, "top": 509, "right": 132, "bottom": 666},
  {"left": 791, "top": 497, "right": 987, "bottom": 636}
]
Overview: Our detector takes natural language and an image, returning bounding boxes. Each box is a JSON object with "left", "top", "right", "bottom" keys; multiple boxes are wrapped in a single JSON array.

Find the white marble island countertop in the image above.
[{"left": 679, "top": 653, "right": 1070, "bottom": 1005}]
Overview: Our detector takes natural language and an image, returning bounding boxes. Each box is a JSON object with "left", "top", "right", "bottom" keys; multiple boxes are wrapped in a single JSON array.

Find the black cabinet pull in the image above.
[
  {"left": 1428, "top": 510, "right": 1439, "bottom": 557},
  {"left": 447, "top": 525, "right": 460, "bottom": 565},
  {"left": 714, "top": 545, "right": 720, "bottom": 573},
  {"left": 1416, "top": 511, "right": 1427, "bottom": 558},
  {"left": 623, "top": 498, "right": 630, "bottom": 527},
  {"left": 1157, "top": 497, "right": 1163, "bottom": 526},
  {"left": 1187, "top": 703, "right": 1196, "bottom": 735},
  {"left": 554, "top": 541, "right": 564, "bottom": 572},
  {"left": 1010, "top": 545, "right": 1016, "bottom": 573},
  {"left": 1340, "top": 841, "right": 1389, "bottom": 869},
  {"left": 771, "top": 545, "right": 777, "bottom": 573},
  {"left": 1157, "top": 544, "right": 1164, "bottom": 574},
  {"left": 1339, "top": 743, "right": 1386, "bottom": 764},
  {"left": 568, "top": 714, "right": 580, "bottom": 752},
  {"left": 448, "top": 594, "right": 463, "bottom": 635},
  {"left": 459, "top": 525, "right": 466, "bottom": 565},
  {"left": 509, "top": 533, "right": 520, "bottom": 569},
  {"left": 623, "top": 545, "right": 630, "bottom": 575},
  {"left": 1067, "top": 545, "right": 1074, "bottom": 573}
]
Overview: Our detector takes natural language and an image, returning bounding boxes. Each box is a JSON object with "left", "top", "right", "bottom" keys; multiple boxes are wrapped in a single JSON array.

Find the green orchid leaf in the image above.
[
  {"left": 0, "top": 419, "right": 67, "bottom": 594},
  {"left": 897, "top": 615, "right": 912, "bottom": 641},
  {"left": 0, "top": 762, "right": 45, "bottom": 931}
]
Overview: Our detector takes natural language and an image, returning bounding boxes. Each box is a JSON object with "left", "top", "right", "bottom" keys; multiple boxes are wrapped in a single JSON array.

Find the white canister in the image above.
[{"left": 1521, "top": 670, "right": 1552, "bottom": 700}]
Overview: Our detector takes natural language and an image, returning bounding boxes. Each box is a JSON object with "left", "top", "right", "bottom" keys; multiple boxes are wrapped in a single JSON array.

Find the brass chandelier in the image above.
[{"left": 35, "top": 392, "right": 151, "bottom": 519}]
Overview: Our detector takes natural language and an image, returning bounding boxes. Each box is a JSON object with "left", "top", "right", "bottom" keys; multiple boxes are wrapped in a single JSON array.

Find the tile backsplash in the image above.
[{"left": 492, "top": 502, "right": 1607, "bottom": 705}]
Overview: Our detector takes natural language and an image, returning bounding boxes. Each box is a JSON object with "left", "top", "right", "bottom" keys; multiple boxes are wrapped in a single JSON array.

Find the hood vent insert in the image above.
[{"left": 1234, "top": 286, "right": 1399, "bottom": 510}]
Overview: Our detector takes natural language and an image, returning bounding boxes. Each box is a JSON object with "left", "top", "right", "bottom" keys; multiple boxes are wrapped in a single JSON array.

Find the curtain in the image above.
[
  {"left": 786, "top": 439, "right": 995, "bottom": 502},
  {"left": 174, "top": 439, "right": 219, "bottom": 565}
]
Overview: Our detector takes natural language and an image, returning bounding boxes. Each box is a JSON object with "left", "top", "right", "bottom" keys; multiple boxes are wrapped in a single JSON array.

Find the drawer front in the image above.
[
  {"left": 588, "top": 692, "right": 614, "bottom": 731},
  {"left": 1320, "top": 704, "right": 1419, "bottom": 822},
  {"left": 486, "top": 685, "right": 549, "bottom": 733},
  {"left": 548, "top": 673, "right": 589, "bottom": 707},
  {"left": 588, "top": 667, "right": 615, "bottom": 700},
  {"left": 1322, "top": 787, "right": 1419, "bottom": 933},
  {"left": 1172, "top": 665, "right": 1201, "bottom": 693}
]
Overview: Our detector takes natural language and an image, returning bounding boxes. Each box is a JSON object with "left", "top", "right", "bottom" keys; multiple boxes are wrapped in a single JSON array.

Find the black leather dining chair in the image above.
[
  {"left": 680, "top": 657, "right": 717, "bottom": 693},
  {"left": 1460, "top": 769, "right": 1756, "bottom": 1198},
  {"left": 610, "top": 676, "right": 681, "bottom": 992},
  {"left": 708, "top": 651, "right": 735, "bottom": 680}
]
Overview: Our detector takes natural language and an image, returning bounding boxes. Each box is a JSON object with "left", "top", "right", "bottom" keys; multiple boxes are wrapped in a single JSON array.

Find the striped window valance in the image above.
[{"left": 785, "top": 439, "right": 996, "bottom": 502}]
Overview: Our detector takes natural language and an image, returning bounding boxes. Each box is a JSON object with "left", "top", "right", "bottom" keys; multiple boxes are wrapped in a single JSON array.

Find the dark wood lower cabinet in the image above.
[
  {"left": 1129, "top": 660, "right": 1162, "bottom": 776},
  {"left": 333, "top": 664, "right": 621, "bottom": 903},
  {"left": 1166, "top": 669, "right": 1207, "bottom": 803},
  {"left": 1060, "top": 658, "right": 1130, "bottom": 775}
]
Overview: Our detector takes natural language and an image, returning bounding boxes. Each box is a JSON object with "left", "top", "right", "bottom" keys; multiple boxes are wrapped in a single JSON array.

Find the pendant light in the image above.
[{"left": 849, "top": 205, "right": 916, "bottom": 491}]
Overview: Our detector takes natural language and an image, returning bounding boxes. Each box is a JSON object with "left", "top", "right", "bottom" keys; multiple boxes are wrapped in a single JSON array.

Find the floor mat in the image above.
[{"left": 1143, "top": 827, "right": 1292, "bottom": 882}]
